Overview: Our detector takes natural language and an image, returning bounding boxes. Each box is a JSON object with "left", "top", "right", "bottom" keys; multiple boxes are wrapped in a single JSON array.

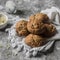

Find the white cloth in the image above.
[{"left": 41, "top": 6, "right": 60, "bottom": 25}]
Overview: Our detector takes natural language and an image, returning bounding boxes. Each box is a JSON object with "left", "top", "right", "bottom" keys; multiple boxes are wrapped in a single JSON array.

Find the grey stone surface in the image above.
[{"left": 0, "top": 0, "right": 60, "bottom": 60}]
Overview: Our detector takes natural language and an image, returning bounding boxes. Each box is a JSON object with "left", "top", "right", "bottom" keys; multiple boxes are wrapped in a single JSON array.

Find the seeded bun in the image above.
[
  {"left": 25, "top": 34, "right": 46, "bottom": 47},
  {"left": 15, "top": 20, "right": 29, "bottom": 36}
]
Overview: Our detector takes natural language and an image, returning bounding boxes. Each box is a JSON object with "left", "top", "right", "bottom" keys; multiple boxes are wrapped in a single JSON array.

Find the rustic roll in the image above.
[
  {"left": 15, "top": 20, "right": 29, "bottom": 36},
  {"left": 25, "top": 34, "right": 47, "bottom": 47}
]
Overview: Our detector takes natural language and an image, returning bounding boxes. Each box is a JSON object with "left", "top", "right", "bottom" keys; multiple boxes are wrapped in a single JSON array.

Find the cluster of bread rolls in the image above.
[{"left": 15, "top": 13, "right": 57, "bottom": 47}]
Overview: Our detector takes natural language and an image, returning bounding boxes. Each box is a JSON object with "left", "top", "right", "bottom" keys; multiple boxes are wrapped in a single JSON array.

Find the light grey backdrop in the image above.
[{"left": 0, "top": 0, "right": 60, "bottom": 60}]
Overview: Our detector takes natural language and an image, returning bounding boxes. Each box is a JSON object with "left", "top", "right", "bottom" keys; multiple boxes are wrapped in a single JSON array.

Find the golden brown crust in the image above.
[
  {"left": 15, "top": 20, "right": 29, "bottom": 36},
  {"left": 27, "top": 19, "right": 45, "bottom": 34},
  {"left": 44, "top": 24, "right": 57, "bottom": 37},
  {"left": 27, "top": 13, "right": 50, "bottom": 35},
  {"left": 29, "top": 13, "right": 50, "bottom": 23},
  {"left": 25, "top": 34, "right": 46, "bottom": 47}
]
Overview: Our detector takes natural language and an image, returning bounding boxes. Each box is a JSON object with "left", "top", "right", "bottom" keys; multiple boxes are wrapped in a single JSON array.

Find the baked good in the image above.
[
  {"left": 44, "top": 24, "right": 57, "bottom": 37},
  {"left": 15, "top": 20, "right": 29, "bottom": 36},
  {"left": 25, "top": 34, "right": 46, "bottom": 47},
  {"left": 27, "top": 19, "right": 45, "bottom": 34},
  {"left": 29, "top": 13, "right": 50, "bottom": 23},
  {"left": 27, "top": 13, "right": 50, "bottom": 35}
]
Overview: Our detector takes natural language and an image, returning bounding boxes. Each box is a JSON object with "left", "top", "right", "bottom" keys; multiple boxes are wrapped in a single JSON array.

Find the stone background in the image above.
[{"left": 0, "top": 0, "right": 60, "bottom": 60}]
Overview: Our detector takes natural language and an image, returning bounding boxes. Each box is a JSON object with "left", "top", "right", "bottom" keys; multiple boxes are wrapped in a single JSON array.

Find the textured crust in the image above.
[
  {"left": 44, "top": 24, "right": 57, "bottom": 37},
  {"left": 15, "top": 20, "right": 29, "bottom": 36},
  {"left": 27, "top": 19, "right": 45, "bottom": 34},
  {"left": 27, "top": 13, "right": 50, "bottom": 35},
  {"left": 25, "top": 34, "right": 46, "bottom": 47},
  {"left": 29, "top": 13, "right": 49, "bottom": 23}
]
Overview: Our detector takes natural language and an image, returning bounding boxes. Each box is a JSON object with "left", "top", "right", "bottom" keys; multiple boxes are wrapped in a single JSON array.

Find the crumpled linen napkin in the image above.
[
  {"left": 8, "top": 6, "right": 60, "bottom": 57},
  {"left": 8, "top": 24, "right": 55, "bottom": 57},
  {"left": 41, "top": 6, "right": 60, "bottom": 25}
]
